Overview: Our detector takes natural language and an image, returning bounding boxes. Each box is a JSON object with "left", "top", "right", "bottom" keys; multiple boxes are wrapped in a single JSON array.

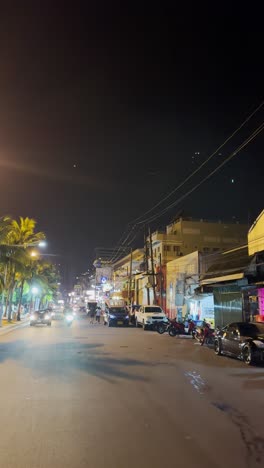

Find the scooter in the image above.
[{"left": 65, "top": 314, "right": 74, "bottom": 327}]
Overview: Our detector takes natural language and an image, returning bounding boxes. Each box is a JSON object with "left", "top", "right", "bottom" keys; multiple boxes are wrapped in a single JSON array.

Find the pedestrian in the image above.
[
  {"left": 95, "top": 306, "right": 101, "bottom": 323},
  {"left": 200, "top": 322, "right": 211, "bottom": 346}
]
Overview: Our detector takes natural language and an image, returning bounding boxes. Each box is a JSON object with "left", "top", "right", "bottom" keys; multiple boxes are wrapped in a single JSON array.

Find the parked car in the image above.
[
  {"left": 30, "top": 309, "right": 52, "bottom": 326},
  {"left": 103, "top": 306, "right": 130, "bottom": 327},
  {"left": 214, "top": 322, "right": 264, "bottom": 365},
  {"left": 135, "top": 305, "right": 167, "bottom": 330}
]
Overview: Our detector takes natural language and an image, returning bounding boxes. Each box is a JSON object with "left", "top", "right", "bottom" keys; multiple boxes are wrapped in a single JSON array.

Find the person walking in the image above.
[{"left": 95, "top": 306, "right": 101, "bottom": 324}]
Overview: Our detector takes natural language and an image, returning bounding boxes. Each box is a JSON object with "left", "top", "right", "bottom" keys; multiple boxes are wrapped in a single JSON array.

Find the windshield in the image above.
[
  {"left": 145, "top": 307, "right": 162, "bottom": 313},
  {"left": 109, "top": 308, "right": 127, "bottom": 314},
  {"left": 239, "top": 323, "right": 264, "bottom": 336}
]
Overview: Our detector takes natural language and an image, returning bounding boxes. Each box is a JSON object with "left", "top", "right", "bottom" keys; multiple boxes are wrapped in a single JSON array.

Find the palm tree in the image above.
[
  {"left": 0, "top": 217, "right": 45, "bottom": 321},
  {"left": 6, "top": 217, "right": 45, "bottom": 247}
]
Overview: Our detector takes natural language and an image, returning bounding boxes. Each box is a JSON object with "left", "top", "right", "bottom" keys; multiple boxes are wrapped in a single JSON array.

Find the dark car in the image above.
[
  {"left": 214, "top": 322, "right": 264, "bottom": 365},
  {"left": 30, "top": 309, "right": 52, "bottom": 326},
  {"left": 103, "top": 306, "right": 129, "bottom": 327}
]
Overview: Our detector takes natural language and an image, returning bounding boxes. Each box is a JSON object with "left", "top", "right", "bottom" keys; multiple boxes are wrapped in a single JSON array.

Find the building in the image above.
[
  {"left": 166, "top": 217, "right": 248, "bottom": 255},
  {"left": 112, "top": 249, "right": 145, "bottom": 302},
  {"left": 166, "top": 251, "right": 214, "bottom": 322},
  {"left": 153, "top": 217, "right": 248, "bottom": 311},
  {"left": 199, "top": 210, "right": 264, "bottom": 327}
]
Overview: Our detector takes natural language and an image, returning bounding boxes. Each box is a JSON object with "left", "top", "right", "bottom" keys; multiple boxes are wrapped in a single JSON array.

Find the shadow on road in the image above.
[{"left": 0, "top": 340, "right": 149, "bottom": 383}]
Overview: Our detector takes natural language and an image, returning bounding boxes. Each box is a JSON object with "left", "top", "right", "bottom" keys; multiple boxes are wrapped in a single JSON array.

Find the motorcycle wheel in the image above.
[{"left": 169, "top": 328, "right": 177, "bottom": 337}]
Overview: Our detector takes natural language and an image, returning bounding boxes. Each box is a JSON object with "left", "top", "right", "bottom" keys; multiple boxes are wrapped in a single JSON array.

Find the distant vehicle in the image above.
[
  {"left": 214, "top": 322, "right": 264, "bottom": 365},
  {"left": 76, "top": 305, "right": 88, "bottom": 319},
  {"left": 64, "top": 312, "right": 74, "bottom": 327},
  {"left": 103, "top": 306, "right": 129, "bottom": 327},
  {"left": 30, "top": 309, "right": 52, "bottom": 326},
  {"left": 51, "top": 308, "right": 64, "bottom": 320},
  {"left": 135, "top": 305, "right": 166, "bottom": 330},
  {"left": 87, "top": 301, "right": 97, "bottom": 317}
]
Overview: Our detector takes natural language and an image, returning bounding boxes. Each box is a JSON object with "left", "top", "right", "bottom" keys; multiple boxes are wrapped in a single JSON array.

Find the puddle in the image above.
[{"left": 184, "top": 371, "right": 208, "bottom": 394}]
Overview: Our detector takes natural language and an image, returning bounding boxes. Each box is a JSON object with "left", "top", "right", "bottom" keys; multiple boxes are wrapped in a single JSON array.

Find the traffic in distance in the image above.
[{"left": 30, "top": 299, "right": 264, "bottom": 366}]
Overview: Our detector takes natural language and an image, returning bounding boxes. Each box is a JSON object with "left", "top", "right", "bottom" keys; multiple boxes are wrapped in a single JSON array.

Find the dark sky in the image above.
[{"left": 0, "top": 3, "right": 263, "bottom": 287}]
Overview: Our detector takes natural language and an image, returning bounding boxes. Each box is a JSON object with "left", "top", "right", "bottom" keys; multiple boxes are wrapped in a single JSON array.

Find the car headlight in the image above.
[
  {"left": 30, "top": 314, "right": 35, "bottom": 320},
  {"left": 45, "top": 314, "right": 51, "bottom": 319},
  {"left": 125, "top": 315, "right": 129, "bottom": 319},
  {"left": 109, "top": 314, "right": 115, "bottom": 319},
  {"left": 66, "top": 315, "right": 73, "bottom": 321},
  {"left": 146, "top": 319, "right": 152, "bottom": 323}
]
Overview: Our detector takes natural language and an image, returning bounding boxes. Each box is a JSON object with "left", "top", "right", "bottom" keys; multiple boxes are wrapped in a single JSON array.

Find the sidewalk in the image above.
[{"left": 0, "top": 316, "right": 30, "bottom": 337}]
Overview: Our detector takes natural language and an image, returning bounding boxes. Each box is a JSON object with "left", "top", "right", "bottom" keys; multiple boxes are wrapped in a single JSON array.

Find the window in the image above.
[
  {"left": 173, "top": 245, "right": 180, "bottom": 254},
  {"left": 203, "top": 247, "right": 210, "bottom": 253},
  {"left": 164, "top": 245, "right": 171, "bottom": 252},
  {"left": 154, "top": 248, "right": 157, "bottom": 257},
  {"left": 158, "top": 246, "right": 160, "bottom": 253}
]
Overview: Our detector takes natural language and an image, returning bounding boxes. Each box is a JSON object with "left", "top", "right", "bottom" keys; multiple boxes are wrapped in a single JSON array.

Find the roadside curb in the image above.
[{"left": 0, "top": 320, "right": 29, "bottom": 337}]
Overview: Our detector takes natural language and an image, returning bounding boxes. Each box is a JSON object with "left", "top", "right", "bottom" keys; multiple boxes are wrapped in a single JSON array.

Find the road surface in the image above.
[{"left": 0, "top": 320, "right": 263, "bottom": 468}]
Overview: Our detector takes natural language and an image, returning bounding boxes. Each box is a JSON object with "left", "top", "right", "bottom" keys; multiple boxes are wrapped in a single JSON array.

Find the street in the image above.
[{"left": 0, "top": 321, "right": 263, "bottom": 468}]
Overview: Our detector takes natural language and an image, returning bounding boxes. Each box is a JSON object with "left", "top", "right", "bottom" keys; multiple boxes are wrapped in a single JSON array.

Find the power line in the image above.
[
  {"left": 135, "top": 121, "right": 264, "bottom": 225},
  {"left": 130, "top": 99, "right": 264, "bottom": 224},
  {"left": 109, "top": 100, "right": 264, "bottom": 262}
]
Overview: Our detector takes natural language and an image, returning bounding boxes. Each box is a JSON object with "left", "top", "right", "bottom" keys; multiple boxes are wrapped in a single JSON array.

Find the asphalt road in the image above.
[{"left": 0, "top": 320, "right": 263, "bottom": 468}]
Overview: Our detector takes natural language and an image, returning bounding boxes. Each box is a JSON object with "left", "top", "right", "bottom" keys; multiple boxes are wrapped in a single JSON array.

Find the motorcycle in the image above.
[
  {"left": 65, "top": 313, "right": 74, "bottom": 327},
  {"left": 193, "top": 324, "right": 215, "bottom": 344},
  {"left": 153, "top": 319, "right": 170, "bottom": 334},
  {"left": 168, "top": 320, "right": 185, "bottom": 337}
]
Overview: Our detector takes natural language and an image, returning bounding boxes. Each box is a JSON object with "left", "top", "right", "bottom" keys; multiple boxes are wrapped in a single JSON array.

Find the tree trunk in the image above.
[
  {"left": 4, "top": 294, "right": 8, "bottom": 318},
  {"left": 17, "top": 279, "right": 25, "bottom": 321},
  {"left": 7, "top": 289, "right": 13, "bottom": 322}
]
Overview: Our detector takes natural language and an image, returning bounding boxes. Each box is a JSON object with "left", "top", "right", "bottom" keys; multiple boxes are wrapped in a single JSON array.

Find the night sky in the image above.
[{"left": 0, "top": 3, "right": 263, "bottom": 287}]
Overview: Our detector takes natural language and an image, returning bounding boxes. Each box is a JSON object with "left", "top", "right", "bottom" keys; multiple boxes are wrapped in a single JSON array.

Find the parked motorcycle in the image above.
[
  {"left": 153, "top": 319, "right": 170, "bottom": 334},
  {"left": 193, "top": 323, "right": 215, "bottom": 344}
]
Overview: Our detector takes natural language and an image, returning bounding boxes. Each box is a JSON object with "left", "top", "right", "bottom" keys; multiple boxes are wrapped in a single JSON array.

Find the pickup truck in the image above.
[{"left": 135, "top": 305, "right": 167, "bottom": 330}]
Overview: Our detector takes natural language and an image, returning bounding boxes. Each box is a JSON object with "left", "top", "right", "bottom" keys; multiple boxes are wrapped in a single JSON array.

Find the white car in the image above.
[{"left": 135, "top": 305, "right": 167, "bottom": 330}]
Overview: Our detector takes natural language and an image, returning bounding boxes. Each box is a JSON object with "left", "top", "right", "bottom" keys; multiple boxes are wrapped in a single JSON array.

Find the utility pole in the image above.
[
  {"left": 128, "top": 248, "right": 133, "bottom": 306},
  {"left": 149, "top": 227, "right": 157, "bottom": 305},
  {"left": 159, "top": 253, "right": 163, "bottom": 310},
  {"left": 144, "top": 227, "right": 150, "bottom": 305}
]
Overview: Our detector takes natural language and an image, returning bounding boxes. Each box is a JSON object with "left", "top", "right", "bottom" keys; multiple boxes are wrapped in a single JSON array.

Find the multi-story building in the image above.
[
  {"left": 112, "top": 249, "right": 145, "bottom": 302},
  {"left": 166, "top": 217, "right": 248, "bottom": 255},
  {"left": 149, "top": 218, "right": 248, "bottom": 310}
]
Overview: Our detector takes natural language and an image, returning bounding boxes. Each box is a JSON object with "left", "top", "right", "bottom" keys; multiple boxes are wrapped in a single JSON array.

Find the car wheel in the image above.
[
  {"left": 47, "top": 322, "right": 51, "bottom": 326},
  {"left": 157, "top": 324, "right": 166, "bottom": 334},
  {"left": 243, "top": 345, "right": 254, "bottom": 365},
  {"left": 30, "top": 323, "right": 33, "bottom": 326},
  {"left": 108, "top": 321, "right": 112, "bottom": 327},
  {"left": 214, "top": 339, "right": 222, "bottom": 355}
]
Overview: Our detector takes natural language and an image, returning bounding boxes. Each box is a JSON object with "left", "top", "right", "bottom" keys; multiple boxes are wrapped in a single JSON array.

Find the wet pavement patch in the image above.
[
  {"left": 211, "top": 401, "right": 264, "bottom": 466},
  {"left": 212, "top": 402, "right": 232, "bottom": 413},
  {"left": 184, "top": 371, "right": 209, "bottom": 394}
]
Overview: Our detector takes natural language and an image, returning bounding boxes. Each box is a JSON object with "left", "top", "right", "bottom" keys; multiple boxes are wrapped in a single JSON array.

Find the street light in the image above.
[
  {"left": 38, "top": 241, "right": 47, "bottom": 248},
  {"left": 30, "top": 251, "right": 38, "bottom": 257},
  {"left": 31, "top": 287, "right": 39, "bottom": 295}
]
